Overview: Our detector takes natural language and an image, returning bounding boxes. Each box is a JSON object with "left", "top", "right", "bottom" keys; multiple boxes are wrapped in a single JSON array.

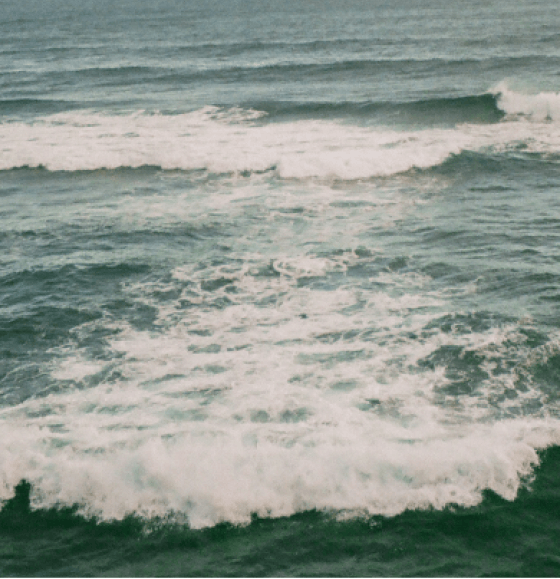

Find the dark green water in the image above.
[{"left": 2, "top": 448, "right": 560, "bottom": 576}]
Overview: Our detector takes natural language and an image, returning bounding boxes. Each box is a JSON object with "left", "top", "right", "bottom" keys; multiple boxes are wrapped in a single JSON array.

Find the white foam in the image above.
[
  {"left": 2, "top": 244, "right": 560, "bottom": 526},
  {"left": 0, "top": 412, "right": 558, "bottom": 528},
  {"left": 1, "top": 102, "right": 559, "bottom": 178},
  {"left": 494, "top": 82, "right": 560, "bottom": 122},
  {"left": 50, "top": 356, "right": 106, "bottom": 382}
]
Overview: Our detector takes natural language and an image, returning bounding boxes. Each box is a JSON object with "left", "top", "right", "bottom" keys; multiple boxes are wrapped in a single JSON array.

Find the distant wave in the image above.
[
  {"left": 153, "top": 55, "right": 560, "bottom": 85},
  {"left": 12, "top": 55, "right": 558, "bottom": 93},
  {"left": 539, "top": 32, "right": 560, "bottom": 44},
  {"left": 0, "top": 98, "right": 80, "bottom": 116}
]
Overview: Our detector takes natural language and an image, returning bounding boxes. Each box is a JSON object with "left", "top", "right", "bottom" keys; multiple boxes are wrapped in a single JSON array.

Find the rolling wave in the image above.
[
  {"left": 5, "top": 54, "right": 558, "bottom": 98},
  {"left": 0, "top": 87, "right": 558, "bottom": 178},
  {"left": 0, "top": 93, "right": 504, "bottom": 125},
  {"left": 249, "top": 93, "right": 504, "bottom": 125}
]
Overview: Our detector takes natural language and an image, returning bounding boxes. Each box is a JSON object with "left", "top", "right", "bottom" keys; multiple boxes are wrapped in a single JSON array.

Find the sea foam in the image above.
[{"left": 1, "top": 247, "right": 560, "bottom": 528}]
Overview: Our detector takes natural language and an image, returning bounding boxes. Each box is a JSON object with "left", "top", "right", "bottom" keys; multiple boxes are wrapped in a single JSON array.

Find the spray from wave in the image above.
[{"left": 493, "top": 81, "right": 560, "bottom": 122}]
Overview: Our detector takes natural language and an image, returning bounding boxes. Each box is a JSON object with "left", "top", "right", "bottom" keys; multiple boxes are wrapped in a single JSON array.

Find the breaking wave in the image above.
[{"left": 0, "top": 88, "right": 559, "bottom": 179}]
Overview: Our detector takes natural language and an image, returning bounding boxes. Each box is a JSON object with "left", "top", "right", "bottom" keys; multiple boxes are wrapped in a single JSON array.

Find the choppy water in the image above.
[{"left": 2, "top": 0, "right": 560, "bottom": 575}]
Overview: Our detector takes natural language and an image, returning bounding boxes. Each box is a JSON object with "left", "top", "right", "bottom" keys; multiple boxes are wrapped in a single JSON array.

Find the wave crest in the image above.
[{"left": 493, "top": 82, "right": 560, "bottom": 122}]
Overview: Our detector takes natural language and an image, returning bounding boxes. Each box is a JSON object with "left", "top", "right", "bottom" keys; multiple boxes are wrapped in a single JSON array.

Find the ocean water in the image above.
[{"left": 2, "top": 0, "right": 560, "bottom": 575}]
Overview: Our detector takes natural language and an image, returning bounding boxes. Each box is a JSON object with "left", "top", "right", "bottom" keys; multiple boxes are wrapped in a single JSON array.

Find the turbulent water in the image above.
[{"left": 2, "top": 0, "right": 560, "bottom": 575}]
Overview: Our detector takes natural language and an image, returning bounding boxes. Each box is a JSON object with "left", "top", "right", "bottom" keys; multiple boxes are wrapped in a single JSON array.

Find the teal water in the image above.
[{"left": 2, "top": 0, "right": 560, "bottom": 575}]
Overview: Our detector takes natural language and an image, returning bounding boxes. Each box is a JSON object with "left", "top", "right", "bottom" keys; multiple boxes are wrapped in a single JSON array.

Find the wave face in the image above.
[
  {"left": 2, "top": 2, "right": 560, "bottom": 573},
  {"left": 251, "top": 93, "right": 505, "bottom": 124}
]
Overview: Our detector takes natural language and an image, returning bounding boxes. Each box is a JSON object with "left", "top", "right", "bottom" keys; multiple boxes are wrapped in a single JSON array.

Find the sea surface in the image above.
[{"left": 2, "top": 0, "right": 560, "bottom": 575}]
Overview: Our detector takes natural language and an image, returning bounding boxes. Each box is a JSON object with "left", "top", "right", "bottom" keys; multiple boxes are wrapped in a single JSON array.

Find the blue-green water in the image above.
[{"left": 2, "top": 0, "right": 560, "bottom": 575}]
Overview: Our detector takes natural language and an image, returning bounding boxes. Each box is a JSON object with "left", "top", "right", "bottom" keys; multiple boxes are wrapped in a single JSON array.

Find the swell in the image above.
[
  {"left": 0, "top": 93, "right": 504, "bottom": 125},
  {"left": 104, "top": 55, "right": 560, "bottom": 85},
  {"left": 249, "top": 93, "right": 504, "bottom": 125},
  {"left": 0, "top": 98, "right": 80, "bottom": 117},
  {"left": 148, "top": 37, "right": 405, "bottom": 58},
  {"left": 5, "top": 55, "right": 558, "bottom": 93}
]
